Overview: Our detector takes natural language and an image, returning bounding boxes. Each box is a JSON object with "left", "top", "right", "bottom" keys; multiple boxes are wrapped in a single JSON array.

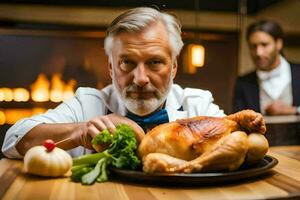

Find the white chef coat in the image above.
[{"left": 2, "top": 84, "right": 224, "bottom": 159}]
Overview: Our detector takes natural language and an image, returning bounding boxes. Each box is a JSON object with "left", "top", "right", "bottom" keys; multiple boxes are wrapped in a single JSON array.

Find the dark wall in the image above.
[{"left": 176, "top": 32, "right": 238, "bottom": 114}]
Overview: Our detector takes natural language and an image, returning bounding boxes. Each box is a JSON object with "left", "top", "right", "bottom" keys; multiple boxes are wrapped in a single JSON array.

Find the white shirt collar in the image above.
[{"left": 256, "top": 55, "right": 291, "bottom": 100}]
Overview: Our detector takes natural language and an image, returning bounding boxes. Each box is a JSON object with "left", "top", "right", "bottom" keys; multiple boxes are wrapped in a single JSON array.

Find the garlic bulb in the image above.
[{"left": 24, "top": 140, "right": 72, "bottom": 177}]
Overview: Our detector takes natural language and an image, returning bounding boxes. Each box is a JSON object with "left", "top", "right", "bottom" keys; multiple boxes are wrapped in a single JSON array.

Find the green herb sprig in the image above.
[{"left": 71, "top": 124, "right": 140, "bottom": 185}]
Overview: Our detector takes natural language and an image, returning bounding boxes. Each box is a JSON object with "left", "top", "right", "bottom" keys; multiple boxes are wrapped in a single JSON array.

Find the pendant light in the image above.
[{"left": 184, "top": 0, "right": 205, "bottom": 74}]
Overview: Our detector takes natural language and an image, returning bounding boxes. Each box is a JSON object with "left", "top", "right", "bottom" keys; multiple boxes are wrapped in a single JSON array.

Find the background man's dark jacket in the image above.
[{"left": 232, "top": 63, "right": 300, "bottom": 113}]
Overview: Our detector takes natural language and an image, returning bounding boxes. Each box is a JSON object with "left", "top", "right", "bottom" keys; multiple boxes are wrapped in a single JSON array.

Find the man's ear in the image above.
[
  {"left": 108, "top": 59, "right": 113, "bottom": 78},
  {"left": 172, "top": 58, "right": 178, "bottom": 79},
  {"left": 276, "top": 38, "right": 283, "bottom": 52}
]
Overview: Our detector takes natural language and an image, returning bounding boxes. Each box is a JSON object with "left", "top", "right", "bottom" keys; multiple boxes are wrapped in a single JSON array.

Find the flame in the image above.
[
  {"left": 0, "top": 110, "right": 5, "bottom": 125},
  {"left": 31, "top": 74, "right": 50, "bottom": 102},
  {"left": 63, "top": 79, "right": 77, "bottom": 101},
  {"left": 32, "top": 107, "right": 47, "bottom": 114},
  {"left": 49, "top": 74, "right": 77, "bottom": 102},
  {"left": 31, "top": 73, "right": 76, "bottom": 102},
  {"left": 2, "top": 73, "right": 76, "bottom": 104},
  {"left": 0, "top": 88, "right": 13, "bottom": 102},
  {"left": 0, "top": 89, "right": 4, "bottom": 101},
  {"left": 13, "top": 88, "right": 30, "bottom": 102},
  {"left": 3, "top": 108, "right": 46, "bottom": 125},
  {"left": 1, "top": 73, "right": 77, "bottom": 125},
  {"left": 50, "top": 73, "right": 64, "bottom": 102}
]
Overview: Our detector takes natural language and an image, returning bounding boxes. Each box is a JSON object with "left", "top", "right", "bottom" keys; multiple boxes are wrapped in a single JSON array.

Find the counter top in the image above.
[
  {"left": 264, "top": 115, "right": 300, "bottom": 124},
  {"left": 1, "top": 146, "right": 300, "bottom": 200}
]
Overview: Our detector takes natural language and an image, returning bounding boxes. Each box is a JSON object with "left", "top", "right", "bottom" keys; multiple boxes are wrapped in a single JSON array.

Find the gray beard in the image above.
[{"left": 112, "top": 78, "right": 173, "bottom": 116}]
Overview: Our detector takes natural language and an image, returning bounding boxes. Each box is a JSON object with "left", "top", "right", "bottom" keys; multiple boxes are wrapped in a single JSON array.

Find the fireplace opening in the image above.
[{"left": 0, "top": 29, "right": 110, "bottom": 125}]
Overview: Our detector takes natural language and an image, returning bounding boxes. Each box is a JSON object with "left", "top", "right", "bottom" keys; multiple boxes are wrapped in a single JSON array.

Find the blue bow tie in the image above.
[{"left": 126, "top": 109, "right": 169, "bottom": 130}]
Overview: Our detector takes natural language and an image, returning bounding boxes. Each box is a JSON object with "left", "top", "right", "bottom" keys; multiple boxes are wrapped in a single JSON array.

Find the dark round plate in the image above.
[{"left": 111, "top": 155, "right": 278, "bottom": 185}]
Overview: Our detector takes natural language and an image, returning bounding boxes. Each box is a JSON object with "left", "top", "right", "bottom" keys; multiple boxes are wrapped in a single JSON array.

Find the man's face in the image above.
[
  {"left": 109, "top": 21, "right": 177, "bottom": 116},
  {"left": 248, "top": 31, "right": 282, "bottom": 71}
]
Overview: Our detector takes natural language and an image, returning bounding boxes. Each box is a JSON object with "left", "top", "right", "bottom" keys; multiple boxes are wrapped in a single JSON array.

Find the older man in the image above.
[{"left": 2, "top": 7, "right": 227, "bottom": 159}]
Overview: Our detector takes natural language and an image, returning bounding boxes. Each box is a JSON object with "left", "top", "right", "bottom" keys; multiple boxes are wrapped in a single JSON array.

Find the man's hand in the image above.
[
  {"left": 75, "top": 113, "right": 145, "bottom": 151},
  {"left": 16, "top": 114, "right": 145, "bottom": 156},
  {"left": 265, "top": 101, "right": 297, "bottom": 115}
]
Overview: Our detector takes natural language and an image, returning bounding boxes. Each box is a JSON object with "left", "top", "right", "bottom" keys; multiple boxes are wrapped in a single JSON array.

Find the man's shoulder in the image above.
[
  {"left": 237, "top": 71, "right": 257, "bottom": 83},
  {"left": 74, "top": 85, "right": 116, "bottom": 101},
  {"left": 290, "top": 63, "right": 300, "bottom": 70},
  {"left": 75, "top": 87, "right": 101, "bottom": 97},
  {"left": 171, "top": 84, "right": 213, "bottom": 99},
  {"left": 169, "top": 84, "right": 224, "bottom": 117},
  {"left": 76, "top": 85, "right": 115, "bottom": 94}
]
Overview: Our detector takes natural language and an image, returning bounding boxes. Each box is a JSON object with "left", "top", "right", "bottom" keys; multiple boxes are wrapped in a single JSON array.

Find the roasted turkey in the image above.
[{"left": 138, "top": 109, "right": 269, "bottom": 174}]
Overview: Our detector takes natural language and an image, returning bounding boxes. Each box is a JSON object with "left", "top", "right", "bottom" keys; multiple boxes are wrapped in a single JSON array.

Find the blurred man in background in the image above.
[{"left": 233, "top": 20, "right": 300, "bottom": 115}]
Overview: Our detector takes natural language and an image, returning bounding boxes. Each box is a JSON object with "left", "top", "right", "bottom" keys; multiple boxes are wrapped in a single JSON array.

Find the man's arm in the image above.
[
  {"left": 2, "top": 98, "right": 84, "bottom": 158},
  {"left": 15, "top": 113, "right": 145, "bottom": 156},
  {"left": 15, "top": 123, "right": 85, "bottom": 156},
  {"left": 2, "top": 87, "right": 144, "bottom": 158},
  {"left": 265, "top": 101, "right": 298, "bottom": 115}
]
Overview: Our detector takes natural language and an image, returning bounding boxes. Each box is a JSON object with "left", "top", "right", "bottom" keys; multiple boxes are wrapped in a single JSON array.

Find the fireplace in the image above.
[{"left": 0, "top": 28, "right": 110, "bottom": 125}]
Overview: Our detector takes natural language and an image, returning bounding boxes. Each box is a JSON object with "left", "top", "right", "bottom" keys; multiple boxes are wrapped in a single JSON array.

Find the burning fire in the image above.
[
  {"left": 0, "top": 73, "right": 76, "bottom": 103},
  {"left": 0, "top": 110, "right": 5, "bottom": 125},
  {"left": 0, "top": 108, "right": 46, "bottom": 125},
  {"left": 13, "top": 88, "right": 30, "bottom": 102},
  {"left": 0, "top": 88, "right": 13, "bottom": 102},
  {"left": 63, "top": 79, "right": 77, "bottom": 101},
  {"left": 50, "top": 74, "right": 64, "bottom": 102},
  {"left": 31, "top": 74, "right": 50, "bottom": 102},
  {"left": 0, "top": 73, "right": 77, "bottom": 124}
]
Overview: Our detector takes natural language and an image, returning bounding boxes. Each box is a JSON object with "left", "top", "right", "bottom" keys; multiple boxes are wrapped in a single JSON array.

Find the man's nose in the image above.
[
  {"left": 255, "top": 46, "right": 264, "bottom": 56},
  {"left": 133, "top": 64, "right": 149, "bottom": 87}
]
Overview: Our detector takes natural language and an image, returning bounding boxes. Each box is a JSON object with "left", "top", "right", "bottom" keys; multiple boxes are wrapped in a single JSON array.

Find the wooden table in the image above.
[{"left": 0, "top": 146, "right": 300, "bottom": 200}]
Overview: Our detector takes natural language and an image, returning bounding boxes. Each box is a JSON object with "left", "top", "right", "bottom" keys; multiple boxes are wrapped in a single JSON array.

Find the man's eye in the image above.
[
  {"left": 120, "top": 59, "right": 136, "bottom": 71},
  {"left": 148, "top": 60, "right": 164, "bottom": 69},
  {"left": 151, "top": 60, "right": 161, "bottom": 64},
  {"left": 121, "top": 59, "right": 132, "bottom": 65}
]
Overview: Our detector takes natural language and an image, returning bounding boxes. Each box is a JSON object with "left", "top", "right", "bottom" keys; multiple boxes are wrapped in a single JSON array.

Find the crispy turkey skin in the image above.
[{"left": 138, "top": 110, "right": 268, "bottom": 173}]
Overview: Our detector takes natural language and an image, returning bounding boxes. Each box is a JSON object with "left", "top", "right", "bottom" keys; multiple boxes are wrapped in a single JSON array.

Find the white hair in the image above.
[{"left": 104, "top": 7, "right": 184, "bottom": 60}]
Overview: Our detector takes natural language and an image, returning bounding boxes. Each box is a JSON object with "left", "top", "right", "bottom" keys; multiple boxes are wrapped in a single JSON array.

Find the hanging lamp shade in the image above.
[
  {"left": 183, "top": 43, "right": 205, "bottom": 74},
  {"left": 189, "top": 44, "right": 205, "bottom": 67}
]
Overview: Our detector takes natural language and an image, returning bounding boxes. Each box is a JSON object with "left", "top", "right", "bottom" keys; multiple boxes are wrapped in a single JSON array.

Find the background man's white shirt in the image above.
[{"left": 256, "top": 56, "right": 293, "bottom": 114}]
